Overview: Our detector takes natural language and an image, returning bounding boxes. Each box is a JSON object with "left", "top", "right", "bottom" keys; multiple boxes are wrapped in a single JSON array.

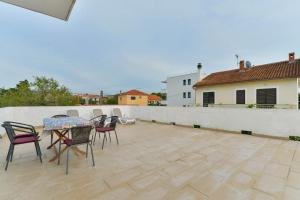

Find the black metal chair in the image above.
[
  {"left": 94, "top": 116, "right": 119, "bottom": 150},
  {"left": 1, "top": 122, "right": 42, "bottom": 171},
  {"left": 90, "top": 115, "right": 107, "bottom": 144},
  {"left": 57, "top": 125, "right": 95, "bottom": 175}
]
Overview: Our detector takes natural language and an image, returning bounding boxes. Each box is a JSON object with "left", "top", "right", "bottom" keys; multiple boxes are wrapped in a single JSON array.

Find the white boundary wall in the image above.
[
  {"left": 130, "top": 106, "right": 300, "bottom": 138},
  {"left": 0, "top": 106, "right": 131, "bottom": 135},
  {"left": 1, "top": 106, "right": 300, "bottom": 138}
]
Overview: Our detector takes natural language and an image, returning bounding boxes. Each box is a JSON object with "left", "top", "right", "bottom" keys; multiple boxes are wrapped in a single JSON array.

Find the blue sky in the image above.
[{"left": 0, "top": 0, "right": 300, "bottom": 94}]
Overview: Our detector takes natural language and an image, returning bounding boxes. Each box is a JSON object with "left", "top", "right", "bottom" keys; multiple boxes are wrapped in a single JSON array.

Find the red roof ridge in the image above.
[
  {"left": 194, "top": 58, "right": 300, "bottom": 87},
  {"left": 120, "top": 89, "right": 149, "bottom": 96}
]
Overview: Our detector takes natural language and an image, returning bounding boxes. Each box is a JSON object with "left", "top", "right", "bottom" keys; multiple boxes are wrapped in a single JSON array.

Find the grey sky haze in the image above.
[{"left": 0, "top": 0, "right": 299, "bottom": 94}]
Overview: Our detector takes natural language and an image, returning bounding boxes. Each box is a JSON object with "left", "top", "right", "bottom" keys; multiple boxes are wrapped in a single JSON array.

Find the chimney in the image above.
[
  {"left": 239, "top": 60, "right": 245, "bottom": 70},
  {"left": 197, "top": 63, "right": 202, "bottom": 80},
  {"left": 289, "top": 52, "right": 295, "bottom": 62}
]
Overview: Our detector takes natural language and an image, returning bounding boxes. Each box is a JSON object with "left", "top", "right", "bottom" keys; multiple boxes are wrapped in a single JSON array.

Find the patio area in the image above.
[{"left": 0, "top": 121, "right": 300, "bottom": 200}]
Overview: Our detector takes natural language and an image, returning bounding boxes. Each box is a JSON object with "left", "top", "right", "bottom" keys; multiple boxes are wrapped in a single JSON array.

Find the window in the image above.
[
  {"left": 188, "top": 92, "right": 191, "bottom": 98},
  {"left": 183, "top": 80, "right": 186, "bottom": 85},
  {"left": 236, "top": 90, "right": 246, "bottom": 104},
  {"left": 203, "top": 92, "right": 215, "bottom": 107},
  {"left": 256, "top": 88, "right": 276, "bottom": 107},
  {"left": 183, "top": 92, "right": 186, "bottom": 98},
  {"left": 188, "top": 79, "right": 191, "bottom": 85},
  {"left": 131, "top": 96, "right": 136, "bottom": 100}
]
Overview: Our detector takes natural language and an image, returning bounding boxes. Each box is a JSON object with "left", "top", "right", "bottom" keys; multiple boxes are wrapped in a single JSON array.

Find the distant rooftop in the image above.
[
  {"left": 119, "top": 90, "right": 149, "bottom": 96},
  {"left": 194, "top": 53, "right": 300, "bottom": 87}
]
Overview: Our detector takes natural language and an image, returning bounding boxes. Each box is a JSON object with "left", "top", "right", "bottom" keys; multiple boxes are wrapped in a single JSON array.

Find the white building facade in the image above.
[{"left": 165, "top": 64, "right": 205, "bottom": 107}]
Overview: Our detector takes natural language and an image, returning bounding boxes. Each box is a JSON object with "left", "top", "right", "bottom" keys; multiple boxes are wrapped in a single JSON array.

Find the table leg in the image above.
[
  {"left": 72, "top": 147, "right": 86, "bottom": 155},
  {"left": 47, "top": 130, "right": 69, "bottom": 150},
  {"left": 49, "top": 146, "right": 68, "bottom": 162}
]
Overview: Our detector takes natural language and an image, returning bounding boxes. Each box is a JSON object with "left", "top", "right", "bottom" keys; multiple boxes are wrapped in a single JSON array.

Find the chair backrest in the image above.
[
  {"left": 66, "top": 110, "right": 79, "bottom": 117},
  {"left": 112, "top": 108, "right": 122, "bottom": 118},
  {"left": 1, "top": 123, "right": 15, "bottom": 143},
  {"left": 109, "top": 116, "right": 118, "bottom": 129},
  {"left": 91, "top": 115, "right": 107, "bottom": 127},
  {"left": 93, "top": 109, "right": 103, "bottom": 117},
  {"left": 99, "top": 115, "right": 107, "bottom": 127},
  {"left": 52, "top": 114, "right": 69, "bottom": 118},
  {"left": 70, "top": 126, "right": 92, "bottom": 145}
]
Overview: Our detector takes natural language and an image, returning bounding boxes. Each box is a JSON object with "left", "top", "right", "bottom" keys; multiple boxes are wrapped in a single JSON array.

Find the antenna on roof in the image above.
[
  {"left": 246, "top": 61, "right": 252, "bottom": 68},
  {"left": 235, "top": 54, "right": 239, "bottom": 68}
]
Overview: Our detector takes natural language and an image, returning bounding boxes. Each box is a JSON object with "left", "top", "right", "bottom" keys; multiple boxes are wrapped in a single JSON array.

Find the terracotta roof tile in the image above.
[
  {"left": 148, "top": 95, "right": 161, "bottom": 101},
  {"left": 75, "top": 94, "right": 100, "bottom": 98},
  {"left": 120, "top": 90, "right": 149, "bottom": 96},
  {"left": 194, "top": 59, "right": 300, "bottom": 87}
]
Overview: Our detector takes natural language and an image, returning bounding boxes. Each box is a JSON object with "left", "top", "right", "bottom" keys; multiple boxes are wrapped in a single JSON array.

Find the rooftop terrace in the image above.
[{"left": 1, "top": 121, "right": 300, "bottom": 200}]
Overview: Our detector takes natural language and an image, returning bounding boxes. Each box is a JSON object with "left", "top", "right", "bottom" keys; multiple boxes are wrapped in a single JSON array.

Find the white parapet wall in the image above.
[
  {"left": 0, "top": 106, "right": 132, "bottom": 135},
  {"left": 130, "top": 106, "right": 300, "bottom": 138},
  {"left": 1, "top": 106, "right": 300, "bottom": 138}
]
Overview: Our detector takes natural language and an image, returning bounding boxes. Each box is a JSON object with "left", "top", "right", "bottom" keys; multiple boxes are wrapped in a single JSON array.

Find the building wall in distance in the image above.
[
  {"left": 195, "top": 78, "right": 298, "bottom": 107},
  {"left": 118, "top": 95, "right": 148, "bottom": 106},
  {"left": 166, "top": 72, "right": 204, "bottom": 107}
]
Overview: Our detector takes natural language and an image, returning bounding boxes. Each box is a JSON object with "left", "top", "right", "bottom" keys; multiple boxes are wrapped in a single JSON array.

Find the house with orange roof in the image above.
[
  {"left": 148, "top": 95, "right": 162, "bottom": 105},
  {"left": 118, "top": 90, "right": 149, "bottom": 106},
  {"left": 194, "top": 53, "right": 300, "bottom": 109},
  {"left": 74, "top": 93, "right": 101, "bottom": 105}
]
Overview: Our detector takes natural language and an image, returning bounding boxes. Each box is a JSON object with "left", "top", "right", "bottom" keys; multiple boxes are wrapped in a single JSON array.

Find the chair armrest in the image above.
[
  {"left": 90, "top": 115, "right": 107, "bottom": 121},
  {"left": 6, "top": 121, "right": 38, "bottom": 136},
  {"left": 104, "top": 117, "right": 119, "bottom": 127},
  {"left": 89, "top": 115, "right": 101, "bottom": 121},
  {"left": 6, "top": 121, "right": 35, "bottom": 129}
]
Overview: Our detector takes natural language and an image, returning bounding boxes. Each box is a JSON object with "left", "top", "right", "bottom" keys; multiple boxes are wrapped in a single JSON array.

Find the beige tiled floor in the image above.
[{"left": 0, "top": 121, "right": 300, "bottom": 200}]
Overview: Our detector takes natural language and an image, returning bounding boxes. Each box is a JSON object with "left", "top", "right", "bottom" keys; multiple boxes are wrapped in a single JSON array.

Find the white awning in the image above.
[{"left": 0, "top": 0, "right": 76, "bottom": 21}]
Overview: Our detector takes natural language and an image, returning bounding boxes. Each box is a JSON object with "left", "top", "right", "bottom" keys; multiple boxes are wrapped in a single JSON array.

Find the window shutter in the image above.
[
  {"left": 236, "top": 90, "right": 245, "bottom": 104},
  {"left": 203, "top": 92, "right": 215, "bottom": 107}
]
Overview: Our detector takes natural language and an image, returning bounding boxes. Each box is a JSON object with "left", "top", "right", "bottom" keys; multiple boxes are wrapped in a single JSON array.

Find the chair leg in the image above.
[
  {"left": 5, "top": 145, "right": 13, "bottom": 171},
  {"left": 108, "top": 132, "right": 112, "bottom": 143},
  {"left": 35, "top": 142, "right": 43, "bottom": 163},
  {"left": 86, "top": 143, "right": 88, "bottom": 158},
  {"left": 50, "top": 132, "right": 53, "bottom": 145},
  {"left": 58, "top": 140, "right": 61, "bottom": 165},
  {"left": 114, "top": 130, "right": 119, "bottom": 145},
  {"left": 89, "top": 144, "right": 95, "bottom": 166},
  {"left": 66, "top": 148, "right": 70, "bottom": 175},
  {"left": 93, "top": 132, "right": 97, "bottom": 145},
  {"left": 102, "top": 133, "right": 106, "bottom": 150},
  {"left": 6, "top": 144, "right": 12, "bottom": 162},
  {"left": 36, "top": 142, "right": 43, "bottom": 163},
  {"left": 10, "top": 145, "right": 14, "bottom": 162},
  {"left": 34, "top": 142, "right": 39, "bottom": 156}
]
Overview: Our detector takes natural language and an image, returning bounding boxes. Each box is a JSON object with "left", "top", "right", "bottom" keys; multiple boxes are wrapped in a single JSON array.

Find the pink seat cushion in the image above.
[
  {"left": 15, "top": 133, "right": 34, "bottom": 138},
  {"left": 63, "top": 139, "right": 72, "bottom": 146},
  {"left": 96, "top": 127, "right": 114, "bottom": 132},
  {"left": 13, "top": 136, "right": 39, "bottom": 145},
  {"left": 63, "top": 139, "right": 89, "bottom": 146}
]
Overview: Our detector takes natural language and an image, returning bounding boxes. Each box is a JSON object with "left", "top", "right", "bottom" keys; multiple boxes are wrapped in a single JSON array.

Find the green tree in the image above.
[
  {"left": 88, "top": 98, "right": 97, "bottom": 105},
  {"left": 31, "top": 77, "right": 78, "bottom": 106},
  {"left": 106, "top": 96, "right": 118, "bottom": 105},
  {"left": 0, "top": 77, "right": 79, "bottom": 107},
  {"left": 0, "top": 80, "right": 36, "bottom": 107}
]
